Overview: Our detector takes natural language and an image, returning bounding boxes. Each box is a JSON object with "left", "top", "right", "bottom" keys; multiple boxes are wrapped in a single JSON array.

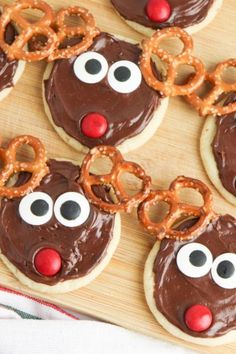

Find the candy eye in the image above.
[
  {"left": 211, "top": 253, "right": 236, "bottom": 289},
  {"left": 73, "top": 52, "right": 108, "bottom": 84},
  {"left": 54, "top": 192, "right": 90, "bottom": 227},
  {"left": 19, "top": 192, "right": 53, "bottom": 226},
  {"left": 177, "top": 243, "right": 213, "bottom": 278},
  {"left": 107, "top": 60, "right": 142, "bottom": 93}
]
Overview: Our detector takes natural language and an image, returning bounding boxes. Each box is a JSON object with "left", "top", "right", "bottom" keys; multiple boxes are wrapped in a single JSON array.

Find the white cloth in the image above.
[
  {"left": 0, "top": 320, "right": 197, "bottom": 354},
  {"left": 0, "top": 286, "right": 197, "bottom": 354}
]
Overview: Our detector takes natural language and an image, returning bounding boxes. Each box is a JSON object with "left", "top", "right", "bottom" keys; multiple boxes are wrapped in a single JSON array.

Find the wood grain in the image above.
[{"left": 0, "top": 0, "right": 235, "bottom": 352}]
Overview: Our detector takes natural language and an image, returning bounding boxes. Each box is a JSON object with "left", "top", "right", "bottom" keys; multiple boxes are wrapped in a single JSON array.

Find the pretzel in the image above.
[
  {"left": 0, "top": 135, "right": 49, "bottom": 198},
  {"left": 0, "top": 0, "right": 59, "bottom": 61},
  {"left": 140, "top": 27, "right": 205, "bottom": 97},
  {"left": 79, "top": 146, "right": 152, "bottom": 214},
  {"left": 48, "top": 6, "right": 100, "bottom": 61},
  {"left": 138, "top": 176, "right": 216, "bottom": 241},
  {"left": 185, "top": 59, "right": 236, "bottom": 117}
]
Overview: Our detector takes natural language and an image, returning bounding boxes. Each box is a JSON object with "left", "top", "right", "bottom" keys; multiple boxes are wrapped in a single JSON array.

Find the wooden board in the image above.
[{"left": 0, "top": 0, "right": 235, "bottom": 352}]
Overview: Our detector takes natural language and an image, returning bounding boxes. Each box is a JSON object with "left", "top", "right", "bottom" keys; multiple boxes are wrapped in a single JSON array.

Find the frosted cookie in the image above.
[
  {"left": 0, "top": 137, "right": 120, "bottom": 293},
  {"left": 200, "top": 93, "right": 236, "bottom": 205},
  {"left": 0, "top": 21, "right": 25, "bottom": 101},
  {"left": 111, "top": 0, "right": 223, "bottom": 36},
  {"left": 43, "top": 32, "right": 169, "bottom": 154},
  {"left": 144, "top": 215, "right": 236, "bottom": 346}
]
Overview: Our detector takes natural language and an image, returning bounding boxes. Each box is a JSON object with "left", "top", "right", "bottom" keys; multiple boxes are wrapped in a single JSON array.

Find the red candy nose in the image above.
[
  {"left": 34, "top": 248, "right": 62, "bottom": 277},
  {"left": 185, "top": 304, "right": 213, "bottom": 332},
  {"left": 146, "top": 0, "right": 171, "bottom": 23},
  {"left": 81, "top": 113, "right": 108, "bottom": 138}
]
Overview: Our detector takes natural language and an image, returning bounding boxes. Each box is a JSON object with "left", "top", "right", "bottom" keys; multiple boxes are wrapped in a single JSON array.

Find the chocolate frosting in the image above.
[
  {"left": 0, "top": 159, "right": 115, "bottom": 285},
  {"left": 0, "top": 22, "right": 18, "bottom": 91},
  {"left": 44, "top": 32, "right": 161, "bottom": 148},
  {"left": 112, "top": 0, "right": 214, "bottom": 30},
  {"left": 212, "top": 93, "right": 236, "bottom": 196},
  {"left": 153, "top": 215, "right": 236, "bottom": 338}
]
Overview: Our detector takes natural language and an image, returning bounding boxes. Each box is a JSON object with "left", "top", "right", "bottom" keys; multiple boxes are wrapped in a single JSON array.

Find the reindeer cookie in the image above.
[
  {"left": 0, "top": 136, "right": 124, "bottom": 293},
  {"left": 200, "top": 93, "right": 236, "bottom": 205},
  {"left": 138, "top": 176, "right": 236, "bottom": 345},
  {"left": 0, "top": 138, "right": 153, "bottom": 293},
  {"left": 111, "top": 0, "right": 223, "bottom": 37}
]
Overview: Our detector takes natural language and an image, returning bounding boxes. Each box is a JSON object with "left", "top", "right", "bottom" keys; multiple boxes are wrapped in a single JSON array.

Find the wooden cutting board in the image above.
[{"left": 0, "top": 0, "right": 236, "bottom": 352}]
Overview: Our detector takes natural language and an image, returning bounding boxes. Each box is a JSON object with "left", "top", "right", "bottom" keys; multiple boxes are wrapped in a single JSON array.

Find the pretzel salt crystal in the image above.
[
  {"left": 79, "top": 146, "right": 152, "bottom": 214},
  {"left": 185, "top": 59, "right": 236, "bottom": 117},
  {"left": 138, "top": 176, "right": 216, "bottom": 241},
  {"left": 0, "top": 135, "right": 49, "bottom": 198},
  {"left": 48, "top": 6, "right": 100, "bottom": 61},
  {"left": 0, "top": 0, "right": 58, "bottom": 61},
  {"left": 140, "top": 27, "right": 205, "bottom": 97}
]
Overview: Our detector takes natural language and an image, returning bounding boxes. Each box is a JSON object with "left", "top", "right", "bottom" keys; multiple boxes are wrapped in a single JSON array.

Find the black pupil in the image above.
[
  {"left": 60, "top": 201, "right": 81, "bottom": 221},
  {"left": 217, "top": 260, "right": 235, "bottom": 279},
  {"left": 114, "top": 66, "right": 131, "bottom": 82},
  {"left": 85, "top": 59, "right": 102, "bottom": 75},
  {"left": 31, "top": 199, "right": 49, "bottom": 217},
  {"left": 189, "top": 250, "right": 207, "bottom": 267}
]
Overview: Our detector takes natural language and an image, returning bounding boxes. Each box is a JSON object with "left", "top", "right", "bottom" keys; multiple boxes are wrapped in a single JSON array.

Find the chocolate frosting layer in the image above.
[
  {"left": 44, "top": 32, "right": 161, "bottom": 148},
  {"left": 153, "top": 215, "right": 236, "bottom": 338},
  {"left": 0, "top": 160, "right": 115, "bottom": 285},
  {"left": 112, "top": 0, "right": 214, "bottom": 30},
  {"left": 0, "top": 22, "right": 18, "bottom": 91},
  {"left": 212, "top": 93, "right": 236, "bottom": 196}
]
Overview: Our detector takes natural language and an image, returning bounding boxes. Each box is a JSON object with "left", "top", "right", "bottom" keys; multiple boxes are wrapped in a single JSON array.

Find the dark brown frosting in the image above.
[
  {"left": 44, "top": 32, "right": 161, "bottom": 148},
  {"left": 0, "top": 22, "right": 18, "bottom": 91},
  {"left": 153, "top": 215, "right": 236, "bottom": 338},
  {"left": 0, "top": 159, "right": 115, "bottom": 286},
  {"left": 212, "top": 93, "right": 236, "bottom": 197},
  {"left": 111, "top": 0, "right": 214, "bottom": 30}
]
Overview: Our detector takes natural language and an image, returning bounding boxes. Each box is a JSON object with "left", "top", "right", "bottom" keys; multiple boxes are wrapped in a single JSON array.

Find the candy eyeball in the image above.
[
  {"left": 176, "top": 242, "right": 213, "bottom": 278},
  {"left": 73, "top": 52, "right": 109, "bottom": 84},
  {"left": 54, "top": 192, "right": 90, "bottom": 227},
  {"left": 19, "top": 192, "right": 53, "bottom": 226},
  {"left": 211, "top": 253, "right": 236, "bottom": 289},
  {"left": 107, "top": 60, "right": 142, "bottom": 93}
]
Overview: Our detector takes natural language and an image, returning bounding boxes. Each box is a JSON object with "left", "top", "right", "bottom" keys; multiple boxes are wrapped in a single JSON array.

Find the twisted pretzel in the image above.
[
  {"left": 79, "top": 146, "right": 152, "bottom": 214},
  {"left": 0, "top": 0, "right": 58, "bottom": 61},
  {"left": 138, "top": 176, "right": 216, "bottom": 241},
  {"left": 140, "top": 27, "right": 205, "bottom": 97},
  {"left": 185, "top": 59, "right": 236, "bottom": 117},
  {"left": 0, "top": 135, "right": 49, "bottom": 198},
  {"left": 48, "top": 6, "right": 100, "bottom": 61}
]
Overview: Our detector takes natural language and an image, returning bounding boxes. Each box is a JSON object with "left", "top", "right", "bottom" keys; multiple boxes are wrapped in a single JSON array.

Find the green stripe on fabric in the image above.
[{"left": 0, "top": 304, "right": 42, "bottom": 319}]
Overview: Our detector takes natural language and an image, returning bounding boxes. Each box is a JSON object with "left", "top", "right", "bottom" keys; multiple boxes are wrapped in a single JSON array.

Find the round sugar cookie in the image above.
[
  {"left": 0, "top": 159, "right": 121, "bottom": 293},
  {"left": 42, "top": 32, "right": 169, "bottom": 154},
  {"left": 111, "top": 0, "right": 223, "bottom": 36},
  {"left": 200, "top": 93, "right": 236, "bottom": 205},
  {"left": 144, "top": 215, "right": 236, "bottom": 346}
]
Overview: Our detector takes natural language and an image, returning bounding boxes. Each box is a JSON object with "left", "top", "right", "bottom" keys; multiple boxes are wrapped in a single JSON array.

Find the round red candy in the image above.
[
  {"left": 146, "top": 0, "right": 171, "bottom": 23},
  {"left": 34, "top": 248, "right": 62, "bottom": 277},
  {"left": 81, "top": 113, "right": 108, "bottom": 138},
  {"left": 184, "top": 304, "right": 213, "bottom": 332}
]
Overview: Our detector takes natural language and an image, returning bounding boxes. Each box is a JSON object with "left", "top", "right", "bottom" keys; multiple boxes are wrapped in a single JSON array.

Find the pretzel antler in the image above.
[
  {"left": 79, "top": 146, "right": 152, "bottom": 213},
  {"left": 0, "top": 1, "right": 99, "bottom": 62},
  {"left": 140, "top": 27, "right": 205, "bottom": 97},
  {"left": 185, "top": 59, "right": 236, "bottom": 117},
  {"left": 48, "top": 6, "right": 100, "bottom": 61},
  {"left": 0, "top": 135, "right": 49, "bottom": 198},
  {"left": 138, "top": 176, "right": 216, "bottom": 241},
  {"left": 0, "top": 0, "right": 58, "bottom": 61}
]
